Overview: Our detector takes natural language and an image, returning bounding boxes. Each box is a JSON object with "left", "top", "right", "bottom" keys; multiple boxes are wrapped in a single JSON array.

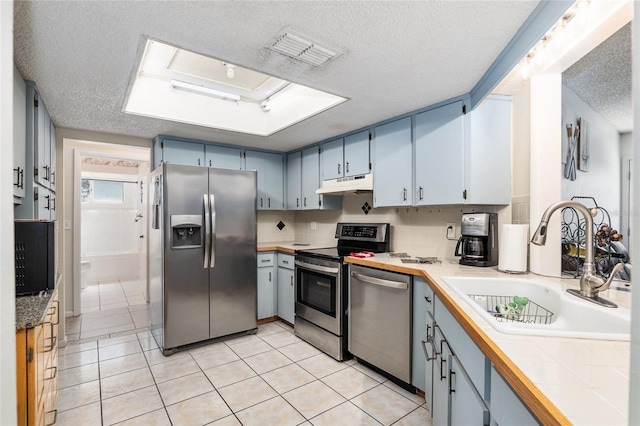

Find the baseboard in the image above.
[{"left": 257, "top": 316, "right": 279, "bottom": 325}]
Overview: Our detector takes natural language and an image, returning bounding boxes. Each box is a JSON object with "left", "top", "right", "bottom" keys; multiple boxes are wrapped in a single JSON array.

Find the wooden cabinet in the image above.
[
  {"left": 15, "top": 81, "right": 57, "bottom": 220},
  {"left": 372, "top": 117, "right": 413, "bottom": 207},
  {"left": 321, "top": 131, "right": 370, "bottom": 181},
  {"left": 16, "top": 289, "right": 59, "bottom": 426},
  {"left": 246, "top": 150, "right": 284, "bottom": 210},
  {"left": 277, "top": 253, "right": 295, "bottom": 324},
  {"left": 257, "top": 252, "right": 277, "bottom": 320},
  {"left": 413, "top": 97, "right": 510, "bottom": 206}
]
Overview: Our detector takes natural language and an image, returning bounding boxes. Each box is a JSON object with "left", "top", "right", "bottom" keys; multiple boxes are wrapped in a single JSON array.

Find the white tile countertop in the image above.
[{"left": 345, "top": 254, "right": 631, "bottom": 425}]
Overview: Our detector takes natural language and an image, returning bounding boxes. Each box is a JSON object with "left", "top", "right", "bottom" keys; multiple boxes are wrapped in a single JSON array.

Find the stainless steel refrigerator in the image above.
[{"left": 148, "top": 163, "right": 257, "bottom": 354}]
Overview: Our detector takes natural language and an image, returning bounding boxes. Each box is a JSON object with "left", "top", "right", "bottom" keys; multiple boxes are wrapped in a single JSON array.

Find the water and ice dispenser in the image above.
[{"left": 170, "top": 215, "right": 202, "bottom": 249}]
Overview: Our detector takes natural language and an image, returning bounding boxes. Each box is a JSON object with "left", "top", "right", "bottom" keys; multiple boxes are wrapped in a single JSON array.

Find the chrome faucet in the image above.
[{"left": 531, "top": 200, "right": 624, "bottom": 308}]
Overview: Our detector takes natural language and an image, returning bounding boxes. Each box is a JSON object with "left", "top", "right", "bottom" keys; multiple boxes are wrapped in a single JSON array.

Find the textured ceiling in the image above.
[
  {"left": 563, "top": 22, "right": 632, "bottom": 134},
  {"left": 14, "top": 1, "right": 540, "bottom": 152}
]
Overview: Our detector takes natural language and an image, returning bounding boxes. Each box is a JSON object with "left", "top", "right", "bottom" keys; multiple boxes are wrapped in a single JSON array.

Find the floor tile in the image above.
[
  {"left": 352, "top": 362, "right": 388, "bottom": 383},
  {"left": 351, "top": 384, "right": 419, "bottom": 425},
  {"left": 282, "top": 380, "right": 346, "bottom": 419},
  {"left": 157, "top": 371, "right": 215, "bottom": 406},
  {"left": 144, "top": 347, "right": 193, "bottom": 366},
  {"left": 217, "top": 376, "right": 278, "bottom": 412},
  {"left": 190, "top": 343, "right": 240, "bottom": 370},
  {"left": 56, "top": 380, "right": 101, "bottom": 412},
  {"left": 113, "top": 408, "right": 171, "bottom": 426},
  {"left": 225, "top": 334, "right": 262, "bottom": 347},
  {"left": 82, "top": 312, "right": 133, "bottom": 332},
  {"left": 394, "top": 406, "right": 432, "bottom": 426},
  {"left": 98, "top": 333, "right": 139, "bottom": 348},
  {"left": 81, "top": 323, "right": 136, "bottom": 339},
  {"left": 236, "top": 396, "right": 305, "bottom": 426},
  {"left": 100, "top": 352, "right": 148, "bottom": 378},
  {"left": 55, "top": 401, "right": 101, "bottom": 426},
  {"left": 166, "top": 391, "right": 232, "bottom": 426},
  {"left": 321, "top": 366, "right": 380, "bottom": 399},
  {"left": 58, "top": 349, "right": 99, "bottom": 370},
  {"left": 297, "top": 353, "right": 349, "bottom": 378},
  {"left": 260, "top": 330, "right": 302, "bottom": 348},
  {"left": 244, "top": 349, "right": 292, "bottom": 374},
  {"left": 278, "top": 341, "right": 322, "bottom": 362},
  {"left": 257, "top": 321, "right": 288, "bottom": 337},
  {"left": 99, "top": 340, "right": 143, "bottom": 361},
  {"left": 203, "top": 360, "right": 257, "bottom": 389},
  {"left": 309, "top": 401, "right": 380, "bottom": 426},
  {"left": 261, "top": 363, "right": 316, "bottom": 394},
  {"left": 102, "top": 385, "right": 164, "bottom": 425},
  {"left": 382, "top": 381, "right": 426, "bottom": 405},
  {"left": 138, "top": 335, "right": 158, "bottom": 351},
  {"left": 207, "top": 414, "right": 242, "bottom": 425},
  {"left": 59, "top": 341, "right": 97, "bottom": 356},
  {"left": 100, "top": 366, "right": 154, "bottom": 399},
  {"left": 150, "top": 356, "right": 200, "bottom": 383},
  {"left": 58, "top": 362, "right": 99, "bottom": 389},
  {"left": 227, "top": 338, "right": 273, "bottom": 359}
]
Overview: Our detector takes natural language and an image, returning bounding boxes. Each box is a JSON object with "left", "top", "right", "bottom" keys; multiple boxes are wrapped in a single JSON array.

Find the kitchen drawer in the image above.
[
  {"left": 257, "top": 252, "right": 275, "bottom": 267},
  {"left": 278, "top": 253, "right": 294, "bottom": 270}
]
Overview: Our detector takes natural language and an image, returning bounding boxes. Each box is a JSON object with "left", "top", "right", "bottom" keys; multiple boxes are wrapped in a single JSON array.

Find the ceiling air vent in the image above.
[{"left": 268, "top": 32, "right": 341, "bottom": 66}]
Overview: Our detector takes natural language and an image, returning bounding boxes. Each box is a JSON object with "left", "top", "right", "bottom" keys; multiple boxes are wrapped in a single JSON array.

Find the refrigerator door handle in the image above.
[
  {"left": 210, "top": 194, "right": 216, "bottom": 268},
  {"left": 203, "top": 194, "right": 210, "bottom": 268}
]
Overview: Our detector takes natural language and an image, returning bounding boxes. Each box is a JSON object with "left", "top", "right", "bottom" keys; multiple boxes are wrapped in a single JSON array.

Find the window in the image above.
[{"left": 81, "top": 179, "right": 125, "bottom": 204}]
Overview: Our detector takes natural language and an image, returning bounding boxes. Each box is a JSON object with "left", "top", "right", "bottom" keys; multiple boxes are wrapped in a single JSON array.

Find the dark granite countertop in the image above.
[{"left": 16, "top": 290, "right": 55, "bottom": 330}]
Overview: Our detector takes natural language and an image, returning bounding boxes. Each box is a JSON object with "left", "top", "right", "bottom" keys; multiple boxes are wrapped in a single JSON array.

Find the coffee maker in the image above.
[{"left": 455, "top": 213, "right": 498, "bottom": 267}]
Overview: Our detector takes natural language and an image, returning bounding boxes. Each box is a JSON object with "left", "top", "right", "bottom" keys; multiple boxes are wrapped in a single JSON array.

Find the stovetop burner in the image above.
[{"left": 296, "top": 223, "right": 390, "bottom": 260}]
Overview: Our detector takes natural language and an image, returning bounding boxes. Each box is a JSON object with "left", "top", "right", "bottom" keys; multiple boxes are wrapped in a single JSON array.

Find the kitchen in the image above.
[{"left": 2, "top": 1, "right": 639, "bottom": 425}]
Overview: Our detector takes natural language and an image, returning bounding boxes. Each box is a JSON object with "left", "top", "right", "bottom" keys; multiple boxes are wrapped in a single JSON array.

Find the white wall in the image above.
[
  {"left": 0, "top": 2, "right": 17, "bottom": 424},
  {"left": 562, "top": 85, "right": 622, "bottom": 230}
]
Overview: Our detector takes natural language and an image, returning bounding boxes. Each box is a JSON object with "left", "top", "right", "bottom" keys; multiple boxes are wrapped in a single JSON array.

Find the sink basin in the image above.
[{"left": 442, "top": 276, "right": 630, "bottom": 341}]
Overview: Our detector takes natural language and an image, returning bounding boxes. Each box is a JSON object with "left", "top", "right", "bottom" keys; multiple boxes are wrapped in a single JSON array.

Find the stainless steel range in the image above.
[{"left": 294, "top": 223, "right": 390, "bottom": 360}]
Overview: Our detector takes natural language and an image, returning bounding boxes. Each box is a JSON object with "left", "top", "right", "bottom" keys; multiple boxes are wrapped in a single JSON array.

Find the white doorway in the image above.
[{"left": 79, "top": 156, "right": 149, "bottom": 313}]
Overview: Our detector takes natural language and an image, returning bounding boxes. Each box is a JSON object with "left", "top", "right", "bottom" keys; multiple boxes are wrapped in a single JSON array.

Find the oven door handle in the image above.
[
  {"left": 351, "top": 272, "right": 408, "bottom": 290},
  {"left": 294, "top": 260, "right": 340, "bottom": 275}
]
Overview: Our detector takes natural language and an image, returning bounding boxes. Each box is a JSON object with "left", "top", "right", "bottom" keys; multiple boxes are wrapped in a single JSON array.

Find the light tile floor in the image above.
[
  {"left": 81, "top": 279, "right": 147, "bottom": 313},
  {"left": 57, "top": 320, "right": 430, "bottom": 425}
]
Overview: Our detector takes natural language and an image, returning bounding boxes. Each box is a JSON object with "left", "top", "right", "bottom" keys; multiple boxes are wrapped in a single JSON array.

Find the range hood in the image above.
[{"left": 316, "top": 173, "right": 373, "bottom": 195}]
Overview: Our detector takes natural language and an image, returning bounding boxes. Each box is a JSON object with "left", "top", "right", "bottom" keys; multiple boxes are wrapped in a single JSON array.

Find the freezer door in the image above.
[
  {"left": 208, "top": 168, "right": 258, "bottom": 338},
  {"left": 163, "top": 164, "right": 210, "bottom": 349}
]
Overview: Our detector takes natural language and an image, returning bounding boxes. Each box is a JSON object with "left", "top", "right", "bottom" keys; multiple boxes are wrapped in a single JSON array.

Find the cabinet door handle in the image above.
[
  {"left": 439, "top": 356, "right": 447, "bottom": 380},
  {"left": 290, "top": 276, "right": 294, "bottom": 286},
  {"left": 51, "top": 197, "right": 56, "bottom": 212},
  {"left": 45, "top": 366, "right": 57, "bottom": 380},
  {"left": 425, "top": 296, "right": 431, "bottom": 303},
  {"left": 422, "top": 339, "right": 437, "bottom": 361},
  {"left": 198, "top": 159, "right": 201, "bottom": 166},
  {"left": 209, "top": 160, "right": 212, "bottom": 167},
  {"left": 402, "top": 188, "right": 407, "bottom": 201},
  {"left": 42, "top": 322, "right": 57, "bottom": 352},
  {"left": 51, "top": 171, "right": 55, "bottom": 185},
  {"left": 346, "top": 162, "right": 349, "bottom": 173},
  {"left": 296, "top": 198, "right": 300, "bottom": 208},
  {"left": 419, "top": 186, "right": 424, "bottom": 200},
  {"left": 49, "top": 300, "right": 59, "bottom": 325},
  {"left": 282, "top": 260, "right": 289, "bottom": 264},
  {"left": 45, "top": 409, "right": 57, "bottom": 426},
  {"left": 337, "top": 163, "right": 341, "bottom": 174},
  {"left": 261, "top": 259, "right": 270, "bottom": 263},
  {"left": 14, "top": 167, "right": 24, "bottom": 188},
  {"left": 260, "top": 198, "right": 263, "bottom": 208},
  {"left": 268, "top": 198, "right": 271, "bottom": 208},
  {"left": 42, "top": 165, "right": 49, "bottom": 181},
  {"left": 268, "top": 272, "right": 272, "bottom": 282},
  {"left": 303, "top": 197, "right": 307, "bottom": 207},
  {"left": 45, "top": 194, "right": 51, "bottom": 210},
  {"left": 449, "top": 369, "right": 456, "bottom": 394},
  {"left": 19, "top": 168, "right": 24, "bottom": 189}
]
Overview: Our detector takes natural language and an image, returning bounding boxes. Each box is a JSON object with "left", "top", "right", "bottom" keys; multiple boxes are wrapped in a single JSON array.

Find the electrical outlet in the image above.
[
  {"left": 310, "top": 220, "right": 317, "bottom": 230},
  {"left": 446, "top": 223, "right": 456, "bottom": 238}
]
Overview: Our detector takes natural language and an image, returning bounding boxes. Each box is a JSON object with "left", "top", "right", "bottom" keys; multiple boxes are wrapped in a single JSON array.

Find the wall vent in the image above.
[{"left": 268, "top": 32, "right": 341, "bottom": 66}]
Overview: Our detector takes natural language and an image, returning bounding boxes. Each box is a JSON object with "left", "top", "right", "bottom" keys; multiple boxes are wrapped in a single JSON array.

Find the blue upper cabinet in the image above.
[
  {"left": 159, "top": 138, "right": 204, "bottom": 167},
  {"left": 302, "top": 146, "right": 320, "bottom": 209},
  {"left": 414, "top": 101, "right": 465, "bottom": 205},
  {"left": 205, "top": 144, "right": 243, "bottom": 170},
  {"left": 344, "top": 130, "right": 370, "bottom": 177},
  {"left": 373, "top": 117, "right": 413, "bottom": 207},
  {"left": 286, "top": 151, "right": 302, "bottom": 209},
  {"left": 246, "top": 150, "right": 284, "bottom": 210},
  {"left": 464, "top": 96, "right": 511, "bottom": 205},
  {"left": 321, "top": 138, "right": 344, "bottom": 180}
]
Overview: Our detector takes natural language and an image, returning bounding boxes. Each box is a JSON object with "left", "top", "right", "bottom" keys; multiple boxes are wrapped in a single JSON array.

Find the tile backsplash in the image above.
[{"left": 257, "top": 194, "right": 511, "bottom": 262}]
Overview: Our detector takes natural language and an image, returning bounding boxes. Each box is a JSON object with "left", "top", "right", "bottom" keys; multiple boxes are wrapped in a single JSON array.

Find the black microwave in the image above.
[{"left": 15, "top": 220, "right": 57, "bottom": 296}]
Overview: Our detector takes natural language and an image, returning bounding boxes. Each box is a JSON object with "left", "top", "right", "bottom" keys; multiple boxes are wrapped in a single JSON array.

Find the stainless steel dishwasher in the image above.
[{"left": 348, "top": 264, "right": 412, "bottom": 383}]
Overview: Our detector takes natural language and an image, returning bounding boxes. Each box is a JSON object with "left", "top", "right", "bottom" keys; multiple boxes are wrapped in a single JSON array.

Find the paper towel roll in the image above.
[{"left": 498, "top": 224, "right": 529, "bottom": 273}]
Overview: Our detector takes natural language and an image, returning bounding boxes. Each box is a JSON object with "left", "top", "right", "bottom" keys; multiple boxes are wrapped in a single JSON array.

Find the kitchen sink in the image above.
[{"left": 442, "top": 276, "right": 631, "bottom": 341}]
